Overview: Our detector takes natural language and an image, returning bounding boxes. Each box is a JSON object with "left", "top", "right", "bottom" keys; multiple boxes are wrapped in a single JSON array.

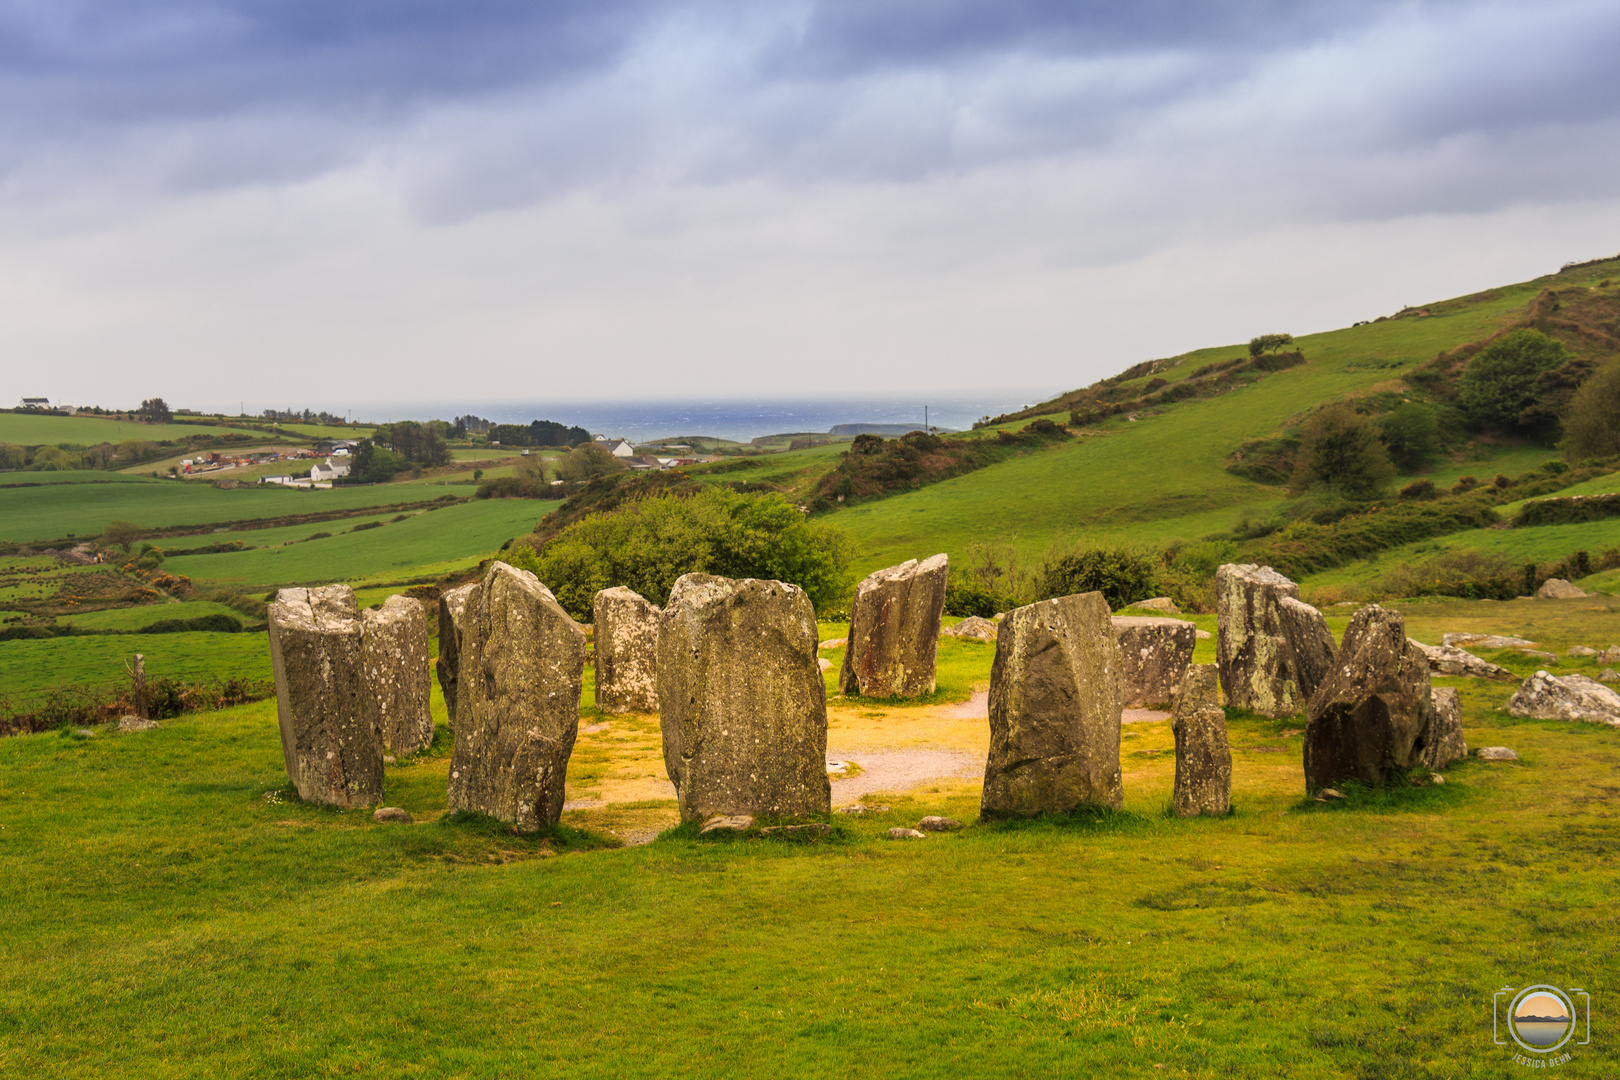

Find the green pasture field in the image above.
[
  {"left": 0, "top": 413, "right": 249, "bottom": 445},
  {"left": 157, "top": 512, "right": 405, "bottom": 553},
  {"left": 0, "top": 476, "right": 459, "bottom": 544},
  {"left": 0, "top": 631, "right": 272, "bottom": 707},
  {"left": 273, "top": 423, "right": 375, "bottom": 440},
  {"left": 164, "top": 499, "right": 546, "bottom": 589},
  {"left": 52, "top": 601, "right": 251, "bottom": 631},
  {"left": 2, "top": 593, "right": 1617, "bottom": 1077}
]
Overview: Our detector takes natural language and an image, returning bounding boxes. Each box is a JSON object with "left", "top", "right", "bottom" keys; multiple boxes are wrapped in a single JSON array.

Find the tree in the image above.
[
  {"left": 0, "top": 443, "right": 25, "bottom": 470},
  {"left": 1457, "top": 329, "right": 1571, "bottom": 434},
  {"left": 553, "top": 443, "right": 627, "bottom": 483},
  {"left": 100, "top": 520, "right": 142, "bottom": 553},
  {"left": 1378, "top": 402, "right": 1440, "bottom": 470},
  {"left": 1248, "top": 333, "right": 1294, "bottom": 358},
  {"left": 138, "top": 397, "right": 172, "bottom": 423},
  {"left": 372, "top": 421, "right": 450, "bottom": 467},
  {"left": 1560, "top": 360, "right": 1620, "bottom": 461},
  {"left": 1291, "top": 404, "right": 1395, "bottom": 498},
  {"left": 349, "top": 441, "right": 402, "bottom": 483}
]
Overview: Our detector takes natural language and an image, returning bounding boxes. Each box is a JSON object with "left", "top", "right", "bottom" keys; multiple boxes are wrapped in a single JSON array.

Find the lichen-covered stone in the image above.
[
  {"left": 362, "top": 594, "right": 433, "bottom": 756},
  {"left": 593, "top": 586, "right": 661, "bottom": 714},
  {"left": 1506, "top": 671, "right": 1620, "bottom": 726},
  {"left": 1278, "top": 596, "right": 1337, "bottom": 703},
  {"left": 1215, "top": 564, "right": 1307, "bottom": 717},
  {"left": 1408, "top": 639, "right": 1516, "bottom": 680},
  {"left": 1171, "top": 664, "right": 1231, "bottom": 818},
  {"left": 1535, "top": 578, "right": 1587, "bottom": 599},
  {"left": 267, "top": 585, "right": 383, "bottom": 807},
  {"left": 1111, "top": 615, "right": 1196, "bottom": 708},
  {"left": 434, "top": 583, "right": 476, "bottom": 732},
  {"left": 981, "top": 592, "right": 1124, "bottom": 819},
  {"left": 839, "top": 554, "right": 948, "bottom": 698},
  {"left": 446, "top": 562, "right": 586, "bottom": 832},
  {"left": 658, "top": 574, "right": 830, "bottom": 823},
  {"left": 1422, "top": 687, "right": 1468, "bottom": 769},
  {"left": 943, "top": 616, "right": 998, "bottom": 642},
  {"left": 1303, "top": 605, "right": 1436, "bottom": 793}
]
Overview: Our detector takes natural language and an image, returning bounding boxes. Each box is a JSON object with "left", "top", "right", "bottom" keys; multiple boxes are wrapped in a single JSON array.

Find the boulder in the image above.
[
  {"left": 362, "top": 594, "right": 434, "bottom": 756},
  {"left": 1170, "top": 664, "right": 1231, "bottom": 818},
  {"left": 1505, "top": 671, "right": 1620, "bottom": 726},
  {"left": 839, "top": 554, "right": 949, "bottom": 698},
  {"left": 1421, "top": 687, "right": 1468, "bottom": 769},
  {"left": 835, "top": 803, "right": 890, "bottom": 815},
  {"left": 699, "top": 815, "right": 755, "bottom": 834},
  {"left": 1601, "top": 668, "right": 1619, "bottom": 683},
  {"left": 943, "top": 616, "right": 998, "bottom": 642},
  {"left": 1215, "top": 564, "right": 1310, "bottom": 717},
  {"left": 1278, "top": 596, "right": 1337, "bottom": 703},
  {"left": 1476, "top": 746, "right": 1519, "bottom": 761},
  {"left": 1598, "top": 646, "right": 1620, "bottom": 664},
  {"left": 818, "top": 657, "right": 833, "bottom": 673},
  {"left": 1408, "top": 640, "right": 1516, "bottom": 680},
  {"left": 1111, "top": 616, "right": 1196, "bottom": 708},
  {"left": 117, "top": 715, "right": 159, "bottom": 733},
  {"left": 1568, "top": 645, "right": 1597, "bottom": 657},
  {"left": 592, "top": 586, "right": 661, "bottom": 714},
  {"left": 1536, "top": 578, "right": 1587, "bottom": 599},
  {"left": 1303, "top": 605, "right": 1436, "bottom": 793},
  {"left": 916, "top": 815, "right": 962, "bottom": 831},
  {"left": 981, "top": 592, "right": 1124, "bottom": 819},
  {"left": 658, "top": 574, "right": 830, "bottom": 823},
  {"left": 1127, "top": 597, "right": 1181, "bottom": 614},
  {"left": 1442, "top": 632, "right": 1536, "bottom": 649},
  {"left": 372, "top": 807, "right": 413, "bottom": 824},
  {"left": 434, "top": 583, "right": 477, "bottom": 731},
  {"left": 819, "top": 637, "right": 847, "bottom": 650},
  {"left": 886, "top": 827, "right": 927, "bottom": 840},
  {"left": 267, "top": 585, "right": 383, "bottom": 808},
  {"left": 446, "top": 562, "right": 586, "bottom": 832}
]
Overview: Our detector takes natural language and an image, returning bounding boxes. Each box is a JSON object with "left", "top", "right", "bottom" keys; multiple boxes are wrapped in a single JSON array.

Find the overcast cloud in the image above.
[{"left": 1, "top": 0, "right": 1617, "bottom": 412}]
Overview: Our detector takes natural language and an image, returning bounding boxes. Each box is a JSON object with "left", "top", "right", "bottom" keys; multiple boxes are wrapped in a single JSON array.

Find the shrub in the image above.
[
  {"left": 1038, "top": 547, "right": 1159, "bottom": 610},
  {"left": 1399, "top": 479, "right": 1437, "bottom": 501},
  {"left": 1379, "top": 403, "right": 1441, "bottom": 469},
  {"left": 1560, "top": 360, "right": 1620, "bottom": 461},
  {"left": 1291, "top": 404, "right": 1395, "bottom": 498},
  {"left": 1451, "top": 476, "right": 1479, "bottom": 495},
  {"left": 943, "top": 581, "right": 1019, "bottom": 618},
  {"left": 1513, "top": 493, "right": 1620, "bottom": 527},
  {"left": 350, "top": 521, "right": 383, "bottom": 533},
  {"left": 1457, "top": 328, "right": 1571, "bottom": 434},
  {"left": 475, "top": 476, "right": 562, "bottom": 500},
  {"left": 1378, "top": 550, "right": 1520, "bottom": 601}
]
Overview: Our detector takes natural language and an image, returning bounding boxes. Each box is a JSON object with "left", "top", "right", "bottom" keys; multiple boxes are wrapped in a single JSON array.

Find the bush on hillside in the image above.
[
  {"left": 1379, "top": 403, "right": 1441, "bottom": 469},
  {"left": 1039, "top": 547, "right": 1160, "bottom": 610},
  {"left": 1457, "top": 329, "right": 1571, "bottom": 435},
  {"left": 1377, "top": 550, "right": 1521, "bottom": 601},
  {"left": 1513, "top": 493, "right": 1620, "bottom": 527},
  {"left": 553, "top": 443, "right": 627, "bottom": 483},
  {"left": 506, "top": 489, "right": 852, "bottom": 619},
  {"left": 1560, "top": 361, "right": 1620, "bottom": 461},
  {"left": 815, "top": 423, "right": 1068, "bottom": 507},
  {"left": 475, "top": 476, "right": 565, "bottom": 500},
  {"left": 1399, "top": 479, "right": 1437, "bottom": 501},
  {"left": 943, "top": 581, "right": 1020, "bottom": 619},
  {"left": 1290, "top": 404, "right": 1395, "bottom": 498}
]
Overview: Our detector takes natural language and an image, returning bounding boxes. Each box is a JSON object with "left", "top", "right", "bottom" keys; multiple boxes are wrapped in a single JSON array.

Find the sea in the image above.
[{"left": 359, "top": 392, "right": 1057, "bottom": 445}]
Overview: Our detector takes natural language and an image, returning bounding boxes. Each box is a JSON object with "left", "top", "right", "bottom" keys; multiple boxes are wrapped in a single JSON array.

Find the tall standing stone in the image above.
[
  {"left": 362, "top": 594, "right": 434, "bottom": 756},
  {"left": 435, "top": 582, "right": 476, "bottom": 732},
  {"left": 1304, "top": 605, "right": 1436, "bottom": 793},
  {"left": 1422, "top": 687, "right": 1467, "bottom": 769},
  {"left": 839, "top": 554, "right": 949, "bottom": 698},
  {"left": 447, "top": 562, "right": 586, "bottom": 832},
  {"left": 981, "top": 592, "right": 1124, "bottom": 819},
  {"left": 593, "top": 586, "right": 661, "bottom": 714},
  {"left": 1216, "top": 564, "right": 1308, "bottom": 717},
  {"left": 267, "top": 585, "right": 383, "bottom": 807},
  {"left": 1278, "top": 596, "right": 1337, "bottom": 703},
  {"left": 659, "top": 574, "right": 830, "bottom": 823},
  {"left": 1171, "top": 664, "right": 1231, "bottom": 817},
  {"left": 1111, "top": 616, "right": 1196, "bottom": 708}
]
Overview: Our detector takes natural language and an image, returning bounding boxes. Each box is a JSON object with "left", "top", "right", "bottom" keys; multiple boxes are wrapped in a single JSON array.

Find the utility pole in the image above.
[{"left": 924, "top": 405, "right": 928, "bottom": 434}]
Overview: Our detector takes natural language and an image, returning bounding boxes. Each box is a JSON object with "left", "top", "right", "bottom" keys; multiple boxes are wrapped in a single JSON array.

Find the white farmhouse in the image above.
[
  {"left": 606, "top": 439, "right": 636, "bottom": 458},
  {"left": 310, "top": 457, "right": 351, "bottom": 483}
]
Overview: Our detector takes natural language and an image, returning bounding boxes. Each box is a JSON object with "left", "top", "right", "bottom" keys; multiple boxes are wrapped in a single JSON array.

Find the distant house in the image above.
[
  {"left": 19, "top": 397, "right": 51, "bottom": 411},
  {"left": 314, "top": 438, "right": 362, "bottom": 455},
  {"left": 310, "top": 458, "right": 351, "bottom": 483},
  {"left": 606, "top": 439, "right": 636, "bottom": 458}
]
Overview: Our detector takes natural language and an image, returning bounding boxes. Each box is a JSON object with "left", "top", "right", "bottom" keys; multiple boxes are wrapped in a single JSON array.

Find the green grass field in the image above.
[
  {"left": 52, "top": 601, "right": 251, "bottom": 631},
  {"left": 0, "top": 631, "right": 272, "bottom": 706},
  {"left": 0, "top": 413, "right": 252, "bottom": 445}
]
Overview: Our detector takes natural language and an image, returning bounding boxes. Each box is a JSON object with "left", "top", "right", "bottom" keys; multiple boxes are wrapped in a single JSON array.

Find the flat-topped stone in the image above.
[
  {"left": 1409, "top": 639, "right": 1516, "bottom": 680},
  {"left": 839, "top": 554, "right": 949, "bottom": 698},
  {"left": 1111, "top": 616, "right": 1196, "bottom": 708}
]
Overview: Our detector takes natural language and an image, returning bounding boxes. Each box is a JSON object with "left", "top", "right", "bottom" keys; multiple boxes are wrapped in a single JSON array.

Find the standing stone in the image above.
[
  {"left": 447, "top": 562, "right": 586, "bottom": 832},
  {"left": 362, "top": 594, "right": 433, "bottom": 756},
  {"left": 1422, "top": 687, "right": 1467, "bottom": 769},
  {"left": 1171, "top": 664, "right": 1231, "bottom": 817},
  {"left": 1111, "top": 616, "right": 1196, "bottom": 708},
  {"left": 981, "top": 592, "right": 1124, "bottom": 819},
  {"left": 659, "top": 574, "right": 830, "bottom": 823},
  {"left": 1216, "top": 564, "right": 1309, "bottom": 717},
  {"left": 435, "top": 582, "right": 476, "bottom": 732},
  {"left": 1303, "top": 605, "right": 1436, "bottom": 793},
  {"left": 839, "top": 554, "right": 949, "bottom": 698},
  {"left": 1506, "top": 671, "right": 1620, "bottom": 725},
  {"left": 1278, "top": 596, "right": 1337, "bottom": 703},
  {"left": 267, "top": 585, "right": 383, "bottom": 807},
  {"left": 593, "top": 586, "right": 661, "bottom": 714}
]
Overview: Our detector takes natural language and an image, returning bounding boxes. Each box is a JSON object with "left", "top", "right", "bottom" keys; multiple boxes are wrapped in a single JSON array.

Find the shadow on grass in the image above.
[
  {"left": 1292, "top": 774, "right": 1477, "bottom": 815},
  {"left": 976, "top": 804, "right": 1160, "bottom": 837},
  {"left": 653, "top": 815, "right": 854, "bottom": 847},
  {"left": 437, "top": 809, "right": 622, "bottom": 850}
]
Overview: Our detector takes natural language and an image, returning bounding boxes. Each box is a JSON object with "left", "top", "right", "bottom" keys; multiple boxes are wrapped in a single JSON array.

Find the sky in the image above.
[{"left": 2, "top": 0, "right": 1618, "bottom": 414}]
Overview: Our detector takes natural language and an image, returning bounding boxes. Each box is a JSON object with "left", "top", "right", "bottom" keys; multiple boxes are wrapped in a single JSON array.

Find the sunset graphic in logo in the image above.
[{"left": 1513, "top": 990, "right": 1573, "bottom": 1049}]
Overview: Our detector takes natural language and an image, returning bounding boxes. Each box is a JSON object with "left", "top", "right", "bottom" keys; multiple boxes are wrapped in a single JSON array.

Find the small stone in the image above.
[
  {"left": 818, "top": 657, "right": 833, "bottom": 673},
  {"left": 383, "top": 755, "right": 397, "bottom": 765},
  {"left": 699, "top": 814, "right": 755, "bottom": 834},
  {"left": 1535, "top": 578, "right": 1586, "bottom": 599},
  {"left": 1597, "top": 646, "right": 1620, "bottom": 664},
  {"left": 1521, "top": 649, "right": 1558, "bottom": 662},
  {"left": 1171, "top": 664, "right": 1231, "bottom": 817},
  {"left": 1568, "top": 645, "right": 1598, "bottom": 657},
  {"left": 593, "top": 586, "right": 661, "bottom": 714},
  {"left": 1408, "top": 639, "right": 1515, "bottom": 680},
  {"left": 373, "top": 807, "right": 413, "bottom": 824},
  {"left": 916, "top": 815, "right": 962, "bottom": 831},
  {"left": 819, "top": 638, "right": 847, "bottom": 650},
  {"left": 835, "top": 803, "right": 889, "bottom": 815},
  {"left": 1317, "top": 788, "right": 1346, "bottom": 801},
  {"left": 434, "top": 582, "right": 477, "bottom": 732},
  {"left": 1441, "top": 633, "right": 1537, "bottom": 649},
  {"left": 1600, "top": 668, "right": 1619, "bottom": 683},
  {"left": 1421, "top": 687, "right": 1467, "bottom": 770},
  {"left": 758, "top": 823, "right": 831, "bottom": 838},
  {"left": 1429, "top": 773, "right": 1445, "bottom": 785},
  {"left": 117, "top": 715, "right": 159, "bottom": 733},
  {"left": 361, "top": 594, "right": 433, "bottom": 757},
  {"left": 1194, "top": 629, "right": 1212, "bottom": 640},
  {"left": 1111, "top": 616, "right": 1197, "bottom": 708},
  {"left": 1476, "top": 746, "right": 1518, "bottom": 761},
  {"left": 74, "top": 728, "right": 95, "bottom": 738},
  {"left": 1127, "top": 597, "right": 1181, "bottom": 614},
  {"left": 886, "top": 827, "right": 927, "bottom": 840},
  {"left": 942, "top": 616, "right": 998, "bottom": 642}
]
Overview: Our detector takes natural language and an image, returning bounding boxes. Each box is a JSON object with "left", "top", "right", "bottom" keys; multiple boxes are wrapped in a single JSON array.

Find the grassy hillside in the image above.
[{"left": 0, "top": 413, "right": 250, "bottom": 444}]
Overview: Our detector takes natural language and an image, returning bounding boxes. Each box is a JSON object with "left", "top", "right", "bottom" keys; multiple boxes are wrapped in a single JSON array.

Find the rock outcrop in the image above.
[
  {"left": 1408, "top": 640, "right": 1516, "bottom": 680},
  {"left": 1170, "top": 664, "right": 1231, "bottom": 817},
  {"left": 1278, "top": 596, "right": 1337, "bottom": 703},
  {"left": 659, "top": 574, "right": 830, "bottom": 823},
  {"left": 592, "top": 586, "right": 661, "bottom": 714},
  {"left": 1111, "top": 616, "right": 1196, "bottom": 708},
  {"left": 981, "top": 592, "right": 1124, "bottom": 818},
  {"left": 434, "top": 583, "right": 476, "bottom": 731},
  {"left": 446, "top": 562, "right": 586, "bottom": 832},
  {"left": 1303, "top": 605, "right": 1436, "bottom": 793},
  {"left": 1535, "top": 578, "right": 1587, "bottom": 599},
  {"left": 1421, "top": 687, "right": 1468, "bottom": 769},
  {"left": 1127, "top": 597, "right": 1181, "bottom": 614},
  {"left": 362, "top": 594, "right": 434, "bottom": 756},
  {"left": 839, "top": 554, "right": 949, "bottom": 698},
  {"left": 1442, "top": 633, "right": 1536, "bottom": 650},
  {"left": 1506, "top": 671, "right": 1620, "bottom": 726},
  {"left": 1215, "top": 564, "right": 1316, "bottom": 716},
  {"left": 267, "top": 585, "right": 383, "bottom": 808},
  {"left": 943, "top": 616, "right": 998, "bottom": 642}
]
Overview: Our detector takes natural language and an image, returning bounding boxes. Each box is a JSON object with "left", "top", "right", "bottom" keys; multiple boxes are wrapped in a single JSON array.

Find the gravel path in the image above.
[{"left": 829, "top": 749, "right": 982, "bottom": 805}]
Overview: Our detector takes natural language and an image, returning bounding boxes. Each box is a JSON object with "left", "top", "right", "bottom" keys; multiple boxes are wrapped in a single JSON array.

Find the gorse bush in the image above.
[{"left": 507, "top": 489, "right": 853, "bottom": 619}]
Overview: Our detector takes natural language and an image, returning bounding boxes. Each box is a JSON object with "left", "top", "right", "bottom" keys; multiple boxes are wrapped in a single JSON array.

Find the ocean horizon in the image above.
[{"left": 352, "top": 391, "right": 1059, "bottom": 445}]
